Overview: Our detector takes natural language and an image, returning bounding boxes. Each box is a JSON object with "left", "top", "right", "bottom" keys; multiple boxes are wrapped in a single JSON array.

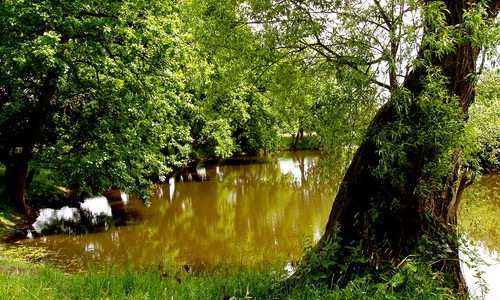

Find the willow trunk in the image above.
[{"left": 294, "top": 0, "right": 500, "bottom": 296}]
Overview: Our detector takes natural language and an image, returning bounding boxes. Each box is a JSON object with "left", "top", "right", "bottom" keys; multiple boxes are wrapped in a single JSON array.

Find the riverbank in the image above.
[
  {"left": 0, "top": 209, "right": 460, "bottom": 300},
  {"left": 1, "top": 209, "right": 461, "bottom": 299},
  {"left": 0, "top": 258, "right": 459, "bottom": 300},
  {"left": 0, "top": 156, "right": 462, "bottom": 300}
]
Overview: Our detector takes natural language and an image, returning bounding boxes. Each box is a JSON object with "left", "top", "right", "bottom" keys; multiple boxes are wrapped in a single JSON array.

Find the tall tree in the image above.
[
  {"left": 0, "top": 0, "right": 192, "bottom": 212},
  {"left": 235, "top": 0, "right": 500, "bottom": 294},
  {"left": 181, "top": 0, "right": 296, "bottom": 154}
]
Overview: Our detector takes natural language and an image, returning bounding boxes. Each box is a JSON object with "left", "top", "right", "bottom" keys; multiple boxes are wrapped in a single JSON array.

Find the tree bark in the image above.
[
  {"left": 292, "top": 0, "right": 500, "bottom": 296},
  {"left": 3, "top": 68, "right": 61, "bottom": 213},
  {"left": 2, "top": 34, "right": 69, "bottom": 213},
  {"left": 293, "top": 127, "right": 304, "bottom": 149}
]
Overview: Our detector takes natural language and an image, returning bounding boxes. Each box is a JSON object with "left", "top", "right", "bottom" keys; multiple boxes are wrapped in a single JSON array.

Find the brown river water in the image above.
[
  {"left": 20, "top": 151, "right": 337, "bottom": 272},
  {"left": 15, "top": 151, "right": 500, "bottom": 298}
]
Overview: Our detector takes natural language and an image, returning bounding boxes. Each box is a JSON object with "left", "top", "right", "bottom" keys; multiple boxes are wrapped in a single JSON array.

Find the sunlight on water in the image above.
[
  {"left": 32, "top": 207, "right": 80, "bottom": 233},
  {"left": 31, "top": 197, "right": 112, "bottom": 234},
  {"left": 16, "top": 151, "right": 500, "bottom": 299},
  {"left": 460, "top": 175, "right": 500, "bottom": 300},
  {"left": 20, "top": 151, "right": 336, "bottom": 272},
  {"left": 462, "top": 242, "right": 500, "bottom": 299}
]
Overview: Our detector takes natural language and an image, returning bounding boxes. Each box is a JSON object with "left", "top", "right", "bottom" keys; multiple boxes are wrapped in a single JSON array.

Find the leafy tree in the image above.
[
  {"left": 180, "top": 0, "right": 291, "bottom": 154},
  {"left": 187, "top": 0, "right": 380, "bottom": 154},
  {"left": 230, "top": 0, "right": 500, "bottom": 295},
  {"left": 0, "top": 0, "right": 195, "bottom": 211}
]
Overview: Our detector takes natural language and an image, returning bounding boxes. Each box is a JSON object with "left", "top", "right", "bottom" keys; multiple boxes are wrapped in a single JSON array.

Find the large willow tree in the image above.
[{"left": 230, "top": 0, "right": 500, "bottom": 295}]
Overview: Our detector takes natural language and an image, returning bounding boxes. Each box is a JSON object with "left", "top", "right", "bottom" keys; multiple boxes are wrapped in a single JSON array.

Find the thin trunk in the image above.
[{"left": 293, "top": 127, "right": 304, "bottom": 149}]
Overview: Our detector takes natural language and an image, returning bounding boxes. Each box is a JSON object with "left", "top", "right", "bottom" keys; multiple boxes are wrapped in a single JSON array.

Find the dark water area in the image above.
[{"left": 14, "top": 151, "right": 500, "bottom": 298}]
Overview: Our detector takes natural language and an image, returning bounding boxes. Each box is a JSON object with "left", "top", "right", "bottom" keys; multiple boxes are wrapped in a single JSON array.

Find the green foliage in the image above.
[
  {"left": 0, "top": 0, "right": 188, "bottom": 199},
  {"left": 0, "top": 0, "right": 387, "bottom": 204},
  {"left": 288, "top": 232, "right": 462, "bottom": 299},
  {"left": 373, "top": 68, "right": 465, "bottom": 195},
  {"left": 175, "top": 0, "right": 286, "bottom": 155},
  {"left": 295, "top": 230, "right": 346, "bottom": 286},
  {"left": 466, "top": 70, "right": 500, "bottom": 173}
]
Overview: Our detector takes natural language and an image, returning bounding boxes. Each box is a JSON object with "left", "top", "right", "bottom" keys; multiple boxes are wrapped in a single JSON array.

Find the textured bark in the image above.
[{"left": 293, "top": 0, "right": 500, "bottom": 296}]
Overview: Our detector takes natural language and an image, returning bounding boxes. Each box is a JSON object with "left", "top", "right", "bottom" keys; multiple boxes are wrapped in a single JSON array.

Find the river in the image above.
[{"left": 16, "top": 150, "right": 500, "bottom": 298}]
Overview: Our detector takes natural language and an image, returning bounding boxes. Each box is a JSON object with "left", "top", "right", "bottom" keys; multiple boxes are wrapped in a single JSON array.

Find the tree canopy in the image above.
[
  {"left": 1, "top": 0, "right": 380, "bottom": 211},
  {"left": 0, "top": 0, "right": 202, "bottom": 206},
  {"left": 2, "top": 0, "right": 500, "bottom": 296}
]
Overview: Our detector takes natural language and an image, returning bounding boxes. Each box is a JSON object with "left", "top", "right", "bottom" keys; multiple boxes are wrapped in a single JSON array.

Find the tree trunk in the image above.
[
  {"left": 25, "top": 168, "right": 38, "bottom": 190},
  {"left": 3, "top": 68, "right": 62, "bottom": 213},
  {"left": 2, "top": 34, "right": 69, "bottom": 213},
  {"left": 292, "top": 0, "right": 500, "bottom": 296},
  {"left": 293, "top": 127, "right": 304, "bottom": 149}
]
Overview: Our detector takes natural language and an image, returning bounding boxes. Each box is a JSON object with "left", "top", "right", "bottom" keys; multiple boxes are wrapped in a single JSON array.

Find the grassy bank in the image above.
[
  {"left": 0, "top": 206, "right": 26, "bottom": 242},
  {"left": 0, "top": 247, "right": 459, "bottom": 300}
]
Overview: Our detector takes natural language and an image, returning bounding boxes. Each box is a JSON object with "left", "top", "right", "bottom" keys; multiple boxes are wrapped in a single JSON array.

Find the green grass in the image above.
[
  {"left": 0, "top": 207, "right": 23, "bottom": 241},
  {"left": 0, "top": 257, "right": 459, "bottom": 300}
]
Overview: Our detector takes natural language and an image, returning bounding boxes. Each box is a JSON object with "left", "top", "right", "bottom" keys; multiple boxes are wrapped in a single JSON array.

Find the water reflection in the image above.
[
  {"left": 460, "top": 175, "right": 500, "bottom": 300},
  {"left": 32, "top": 197, "right": 113, "bottom": 235},
  {"left": 32, "top": 207, "right": 80, "bottom": 234},
  {"left": 17, "top": 151, "right": 500, "bottom": 299},
  {"left": 462, "top": 243, "right": 500, "bottom": 299},
  {"left": 460, "top": 175, "right": 500, "bottom": 252},
  {"left": 20, "top": 151, "right": 337, "bottom": 272}
]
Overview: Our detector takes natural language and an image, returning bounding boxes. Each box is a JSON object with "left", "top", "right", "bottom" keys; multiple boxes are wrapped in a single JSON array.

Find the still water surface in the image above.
[
  {"left": 17, "top": 151, "right": 500, "bottom": 298},
  {"left": 21, "top": 151, "right": 338, "bottom": 272}
]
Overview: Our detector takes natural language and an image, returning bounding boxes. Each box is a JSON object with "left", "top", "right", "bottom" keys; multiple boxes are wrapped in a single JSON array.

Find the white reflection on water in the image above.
[
  {"left": 32, "top": 197, "right": 113, "bottom": 233},
  {"left": 462, "top": 242, "right": 500, "bottom": 300},
  {"left": 169, "top": 177, "right": 175, "bottom": 202},
  {"left": 121, "top": 192, "right": 129, "bottom": 205},
  {"left": 32, "top": 207, "right": 81, "bottom": 233},
  {"left": 196, "top": 168, "right": 206, "bottom": 179},
  {"left": 227, "top": 191, "right": 237, "bottom": 204},
  {"left": 81, "top": 197, "right": 112, "bottom": 224},
  {"left": 313, "top": 227, "right": 322, "bottom": 242},
  {"left": 278, "top": 155, "right": 319, "bottom": 186}
]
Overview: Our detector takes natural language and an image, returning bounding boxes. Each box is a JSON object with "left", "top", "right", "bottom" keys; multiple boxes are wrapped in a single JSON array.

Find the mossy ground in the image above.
[{"left": 0, "top": 210, "right": 19, "bottom": 240}]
